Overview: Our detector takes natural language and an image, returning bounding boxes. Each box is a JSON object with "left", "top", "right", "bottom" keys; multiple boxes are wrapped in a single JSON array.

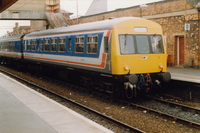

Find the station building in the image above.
[{"left": 77, "top": 0, "right": 200, "bottom": 69}]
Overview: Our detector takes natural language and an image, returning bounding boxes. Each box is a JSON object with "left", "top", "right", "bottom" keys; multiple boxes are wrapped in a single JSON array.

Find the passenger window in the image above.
[
  {"left": 51, "top": 38, "right": 57, "bottom": 52},
  {"left": 44, "top": 39, "right": 50, "bottom": 52},
  {"left": 68, "top": 38, "right": 71, "bottom": 51},
  {"left": 136, "top": 35, "right": 150, "bottom": 54},
  {"left": 39, "top": 40, "right": 43, "bottom": 51},
  {"left": 119, "top": 35, "right": 135, "bottom": 54},
  {"left": 87, "top": 36, "right": 98, "bottom": 54},
  {"left": 75, "top": 37, "right": 84, "bottom": 53},
  {"left": 104, "top": 37, "right": 108, "bottom": 53},
  {"left": 58, "top": 38, "right": 66, "bottom": 52},
  {"left": 12, "top": 42, "right": 15, "bottom": 52},
  {"left": 27, "top": 40, "right": 31, "bottom": 51},
  {"left": 32, "top": 40, "right": 36, "bottom": 51}
]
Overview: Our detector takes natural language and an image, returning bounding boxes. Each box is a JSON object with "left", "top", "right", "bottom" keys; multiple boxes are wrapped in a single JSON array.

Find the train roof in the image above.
[
  {"left": 24, "top": 17, "right": 142, "bottom": 39},
  {"left": 0, "top": 34, "right": 23, "bottom": 42}
]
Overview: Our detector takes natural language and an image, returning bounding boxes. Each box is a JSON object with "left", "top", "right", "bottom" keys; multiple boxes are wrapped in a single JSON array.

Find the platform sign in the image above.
[{"left": 185, "top": 24, "right": 190, "bottom": 31}]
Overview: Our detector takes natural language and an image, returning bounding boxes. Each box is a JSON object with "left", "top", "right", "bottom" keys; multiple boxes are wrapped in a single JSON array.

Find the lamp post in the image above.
[{"left": 70, "top": 0, "right": 79, "bottom": 24}]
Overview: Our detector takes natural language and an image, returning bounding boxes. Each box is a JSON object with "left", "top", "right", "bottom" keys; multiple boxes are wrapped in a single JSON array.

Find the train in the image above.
[{"left": 0, "top": 17, "right": 171, "bottom": 99}]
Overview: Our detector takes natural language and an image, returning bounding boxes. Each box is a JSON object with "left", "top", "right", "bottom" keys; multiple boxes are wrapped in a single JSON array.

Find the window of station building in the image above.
[
  {"left": 75, "top": 37, "right": 84, "bottom": 53},
  {"left": 32, "top": 40, "right": 36, "bottom": 51},
  {"left": 51, "top": 38, "right": 57, "bottom": 52},
  {"left": 44, "top": 39, "right": 50, "bottom": 52},
  {"left": 39, "top": 40, "right": 43, "bottom": 52},
  {"left": 58, "top": 38, "right": 66, "bottom": 52},
  {"left": 87, "top": 36, "right": 98, "bottom": 54},
  {"left": 27, "top": 40, "right": 31, "bottom": 51}
]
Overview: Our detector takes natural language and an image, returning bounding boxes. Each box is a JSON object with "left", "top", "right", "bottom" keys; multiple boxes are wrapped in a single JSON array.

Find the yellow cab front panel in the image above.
[{"left": 110, "top": 18, "right": 167, "bottom": 75}]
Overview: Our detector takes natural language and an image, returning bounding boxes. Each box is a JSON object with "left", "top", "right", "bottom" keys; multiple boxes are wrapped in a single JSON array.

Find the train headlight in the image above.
[
  {"left": 124, "top": 65, "right": 129, "bottom": 71},
  {"left": 159, "top": 63, "right": 163, "bottom": 69}
]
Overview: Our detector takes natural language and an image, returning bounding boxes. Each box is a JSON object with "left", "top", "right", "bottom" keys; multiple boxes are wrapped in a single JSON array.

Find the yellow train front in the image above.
[{"left": 109, "top": 18, "right": 171, "bottom": 98}]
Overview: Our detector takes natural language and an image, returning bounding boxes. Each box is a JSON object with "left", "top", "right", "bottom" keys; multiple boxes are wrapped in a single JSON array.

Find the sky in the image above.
[{"left": 0, "top": 0, "right": 163, "bottom": 36}]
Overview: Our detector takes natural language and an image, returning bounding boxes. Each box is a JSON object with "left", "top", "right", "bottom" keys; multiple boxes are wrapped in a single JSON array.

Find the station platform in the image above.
[
  {"left": 167, "top": 67, "right": 200, "bottom": 83},
  {"left": 0, "top": 73, "right": 113, "bottom": 133}
]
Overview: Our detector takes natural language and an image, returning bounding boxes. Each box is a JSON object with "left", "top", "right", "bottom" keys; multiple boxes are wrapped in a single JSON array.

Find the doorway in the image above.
[{"left": 177, "top": 36, "right": 184, "bottom": 66}]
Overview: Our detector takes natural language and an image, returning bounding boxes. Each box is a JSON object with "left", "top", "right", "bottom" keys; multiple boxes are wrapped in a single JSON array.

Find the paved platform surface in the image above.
[
  {"left": 0, "top": 73, "right": 114, "bottom": 133},
  {"left": 167, "top": 67, "right": 200, "bottom": 83}
]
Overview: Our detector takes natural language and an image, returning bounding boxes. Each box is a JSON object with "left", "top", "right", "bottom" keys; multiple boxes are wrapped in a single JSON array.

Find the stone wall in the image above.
[{"left": 77, "top": 0, "right": 200, "bottom": 68}]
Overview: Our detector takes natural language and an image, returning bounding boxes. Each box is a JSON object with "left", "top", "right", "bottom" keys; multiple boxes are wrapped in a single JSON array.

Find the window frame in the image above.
[
  {"left": 58, "top": 38, "right": 66, "bottom": 53},
  {"left": 44, "top": 39, "right": 50, "bottom": 52},
  {"left": 118, "top": 34, "right": 164, "bottom": 55},
  {"left": 39, "top": 39, "right": 43, "bottom": 52},
  {"left": 51, "top": 38, "right": 57, "bottom": 52},
  {"left": 87, "top": 36, "right": 98, "bottom": 54},
  {"left": 75, "top": 36, "right": 84, "bottom": 53},
  {"left": 31, "top": 40, "right": 36, "bottom": 52},
  {"left": 27, "top": 40, "right": 31, "bottom": 51}
]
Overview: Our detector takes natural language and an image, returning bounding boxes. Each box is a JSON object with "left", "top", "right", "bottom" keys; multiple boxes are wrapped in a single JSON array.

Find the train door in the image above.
[{"left": 177, "top": 36, "right": 184, "bottom": 66}]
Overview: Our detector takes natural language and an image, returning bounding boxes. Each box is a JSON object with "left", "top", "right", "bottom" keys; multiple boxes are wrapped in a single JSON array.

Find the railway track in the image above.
[
  {"left": 0, "top": 68, "right": 146, "bottom": 133},
  {"left": 144, "top": 96, "right": 200, "bottom": 127},
  {"left": 147, "top": 96, "right": 200, "bottom": 114},
  {"left": 1, "top": 66, "right": 200, "bottom": 132},
  {"left": 129, "top": 99, "right": 200, "bottom": 129}
]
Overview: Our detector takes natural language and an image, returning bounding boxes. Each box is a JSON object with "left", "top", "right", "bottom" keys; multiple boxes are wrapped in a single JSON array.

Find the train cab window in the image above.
[
  {"left": 39, "top": 40, "right": 43, "bottom": 51},
  {"left": 32, "top": 40, "right": 36, "bottom": 51},
  {"left": 51, "top": 38, "right": 57, "bottom": 52},
  {"left": 119, "top": 35, "right": 135, "bottom": 54},
  {"left": 75, "top": 37, "right": 84, "bottom": 53},
  {"left": 87, "top": 36, "right": 98, "bottom": 54},
  {"left": 136, "top": 35, "right": 150, "bottom": 54},
  {"left": 27, "top": 40, "right": 31, "bottom": 51},
  {"left": 150, "top": 35, "right": 164, "bottom": 54},
  {"left": 58, "top": 38, "right": 66, "bottom": 52},
  {"left": 44, "top": 39, "right": 50, "bottom": 52}
]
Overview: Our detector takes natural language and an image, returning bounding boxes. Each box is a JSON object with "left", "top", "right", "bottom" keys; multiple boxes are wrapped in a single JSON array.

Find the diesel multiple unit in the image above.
[{"left": 0, "top": 17, "right": 171, "bottom": 98}]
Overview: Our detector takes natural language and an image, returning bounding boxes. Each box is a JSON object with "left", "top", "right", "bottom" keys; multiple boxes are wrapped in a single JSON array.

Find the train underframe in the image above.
[{"left": 0, "top": 57, "right": 171, "bottom": 99}]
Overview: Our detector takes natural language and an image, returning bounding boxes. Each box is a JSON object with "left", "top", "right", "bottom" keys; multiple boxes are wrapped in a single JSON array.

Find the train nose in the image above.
[{"left": 158, "top": 72, "right": 171, "bottom": 83}]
